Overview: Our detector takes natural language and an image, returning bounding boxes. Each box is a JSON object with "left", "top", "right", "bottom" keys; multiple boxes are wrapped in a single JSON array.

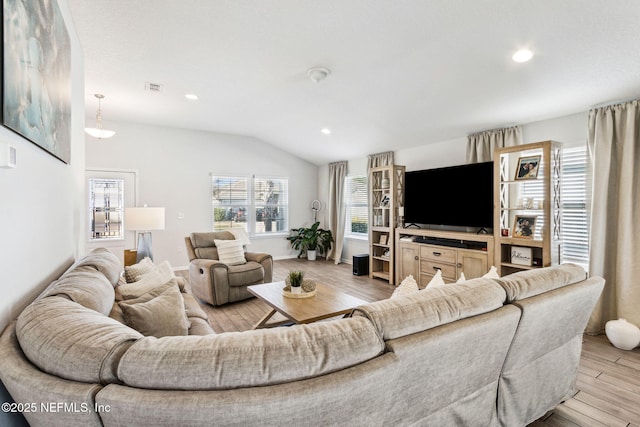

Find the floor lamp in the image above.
[{"left": 125, "top": 206, "right": 165, "bottom": 263}]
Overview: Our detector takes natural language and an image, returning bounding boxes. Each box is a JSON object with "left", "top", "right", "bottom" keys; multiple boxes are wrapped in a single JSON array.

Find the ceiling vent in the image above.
[{"left": 145, "top": 82, "right": 163, "bottom": 93}]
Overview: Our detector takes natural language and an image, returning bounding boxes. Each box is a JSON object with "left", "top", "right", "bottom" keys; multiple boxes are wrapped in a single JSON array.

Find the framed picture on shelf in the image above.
[
  {"left": 379, "top": 234, "right": 388, "bottom": 245},
  {"left": 515, "top": 155, "right": 541, "bottom": 180},
  {"left": 512, "top": 215, "right": 537, "bottom": 238}
]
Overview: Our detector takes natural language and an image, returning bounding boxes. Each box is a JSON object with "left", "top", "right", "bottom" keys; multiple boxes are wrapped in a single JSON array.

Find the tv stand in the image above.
[{"left": 395, "top": 228, "right": 495, "bottom": 287}]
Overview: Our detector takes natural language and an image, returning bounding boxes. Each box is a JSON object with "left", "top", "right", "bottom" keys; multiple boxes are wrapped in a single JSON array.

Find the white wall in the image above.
[
  {"left": 85, "top": 121, "right": 318, "bottom": 267},
  {"left": 0, "top": 1, "right": 84, "bottom": 424},
  {"left": 0, "top": 0, "right": 85, "bottom": 331},
  {"left": 324, "top": 111, "right": 588, "bottom": 263}
]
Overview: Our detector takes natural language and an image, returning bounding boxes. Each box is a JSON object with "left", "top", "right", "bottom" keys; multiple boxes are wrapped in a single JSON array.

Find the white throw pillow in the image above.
[
  {"left": 124, "top": 257, "right": 155, "bottom": 283},
  {"left": 424, "top": 269, "right": 446, "bottom": 289},
  {"left": 456, "top": 272, "right": 467, "bottom": 283},
  {"left": 214, "top": 239, "right": 247, "bottom": 265},
  {"left": 228, "top": 228, "right": 251, "bottom": 246},
  {"left": 391, "top": 275, "right": 420, "bottom": 298},
  {"left": 483, "top": 266, "right": 500, "bottom": 279}
]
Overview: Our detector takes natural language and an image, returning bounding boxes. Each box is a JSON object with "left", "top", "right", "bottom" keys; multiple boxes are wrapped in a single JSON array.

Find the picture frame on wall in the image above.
[
  {"left": 512, "top": 215, "right": 537, "bottom": 239},
  {"left": 2, "top": 0, "right": 72, "bottom": 163},
  {"left": 514, "top": 155, "right": 541, "bottom": 180}
]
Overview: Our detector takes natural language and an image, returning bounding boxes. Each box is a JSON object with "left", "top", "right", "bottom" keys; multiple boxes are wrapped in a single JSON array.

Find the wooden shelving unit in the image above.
[
  {"left": 369, "top": 165, "right": 405, "bottom": 285},
  {"left": 494, "top": 140, "right": 562, "bottom": 276}
]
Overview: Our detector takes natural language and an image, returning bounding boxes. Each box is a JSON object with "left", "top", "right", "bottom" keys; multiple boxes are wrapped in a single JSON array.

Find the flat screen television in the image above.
[{"left": 404, "top": 161, "right": 494, "bottom": 230}]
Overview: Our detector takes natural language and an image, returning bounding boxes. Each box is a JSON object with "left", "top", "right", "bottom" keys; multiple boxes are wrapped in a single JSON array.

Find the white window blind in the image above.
[
  {"left": 212, "top": 175, "right": 289, "bottom": 235},
  {"left": 345, "top": 175, "right": 368, "bottom": 237},
  {"left": 560, "top": 145, "right": 589, "bottom": 266}
]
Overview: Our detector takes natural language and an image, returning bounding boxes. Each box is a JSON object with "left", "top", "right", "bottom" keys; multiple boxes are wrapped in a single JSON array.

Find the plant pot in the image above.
[
  {"left": 290, "top": 286, "right": 302, "bottom": 294},
  {"left": 307, "top": 250, "right": 317, "bottom": 261}
]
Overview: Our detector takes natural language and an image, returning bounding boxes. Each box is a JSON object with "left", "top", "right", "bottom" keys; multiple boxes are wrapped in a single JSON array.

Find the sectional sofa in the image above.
[{"left": 0, "top": 248, "right": 603, "bottom": 426}]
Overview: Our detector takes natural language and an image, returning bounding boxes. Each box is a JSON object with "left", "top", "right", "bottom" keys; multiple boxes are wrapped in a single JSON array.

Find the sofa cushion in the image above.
[
  {"left": 61, "top": 248, "right": 122, "bottom": 286},
  {"left": 116, "top": 261, "right": 175, "bottom": 300},
  {"left": 120, "top": 285, "right": 191, "bottom": 338},
  {"left": 214, "top": 239, "right": 246, "bottom": 265},
  {"left": 16, "top": 296, "right": 142, "bottom": 384},
  {"left": 124, "top": 257, "right": 155, "bottom": 283},
  {"left": 41, "top": 265, "right": 115, "bottom": 316},
  {"left": 496, "top": 263, "right": 587, "bottom": 302},
  {"left": 227, "top": 262, "right": 264, "bottom": 287},
  {"left": 117, "top": 316, "right": 384, "bottom": 390},
  {"left": 353, "top": 278, "right": 507, "bottom": 340}
]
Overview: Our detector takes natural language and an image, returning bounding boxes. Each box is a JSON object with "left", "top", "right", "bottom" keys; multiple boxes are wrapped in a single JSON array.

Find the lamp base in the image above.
[{"left": 136, "top": 232, "right": 153, "bottom": 263}]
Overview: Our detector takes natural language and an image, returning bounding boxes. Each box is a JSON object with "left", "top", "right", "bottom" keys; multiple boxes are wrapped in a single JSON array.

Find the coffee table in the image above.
[{"left": 248, "top": 281, "right": 368, "bottom": 329}]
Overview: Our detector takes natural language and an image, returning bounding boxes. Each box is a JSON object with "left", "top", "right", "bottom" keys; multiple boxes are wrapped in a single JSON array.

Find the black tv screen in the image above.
[{"left": 404, "top": 162, "right": 494, "bottom": 230}]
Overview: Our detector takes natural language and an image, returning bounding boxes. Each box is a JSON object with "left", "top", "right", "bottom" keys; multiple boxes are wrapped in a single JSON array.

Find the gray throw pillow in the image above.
[{"left": 119, "top": 285, "right": 191, "bottom": 337}]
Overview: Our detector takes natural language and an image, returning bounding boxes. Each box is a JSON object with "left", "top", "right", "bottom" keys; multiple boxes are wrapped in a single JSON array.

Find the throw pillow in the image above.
[
  {"left": 117, "top": 260, "right": 175, "bottom": 300},
  {"left": 483, "top": 265, "right": 500, "bottom": 279},
  {"left": 391, "top": 275, "right": 420, "bottom": 298},
  {"left": 456, "top": 272, "right": 467, "bottom": 283},
  {"left": 119, "top": 285, "right": 191, "bottom": 337},
  {"left": 214, "top": 239, "right": 247, "bottom": 265},
  {"left": 124, "top": 257, "right": 155, "bottom": 283},
  {"left": 424, "top": 269, "right": 446, "bottom": 288}
]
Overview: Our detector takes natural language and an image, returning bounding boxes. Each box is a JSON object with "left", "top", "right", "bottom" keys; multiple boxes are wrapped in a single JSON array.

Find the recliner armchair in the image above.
[{"left": 185, "top": 231, "right": 273, "bottom": 306}]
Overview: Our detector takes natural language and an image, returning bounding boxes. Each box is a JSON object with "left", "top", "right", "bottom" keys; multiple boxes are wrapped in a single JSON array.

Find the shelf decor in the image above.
[{"left": 2, "top": 0, "right": 72, "bottom": 163}]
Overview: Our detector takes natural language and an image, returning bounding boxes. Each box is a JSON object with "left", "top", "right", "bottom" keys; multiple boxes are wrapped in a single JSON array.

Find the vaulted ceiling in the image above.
[{"left": 68, "top": 0, "right": 640, "bottom": 165}]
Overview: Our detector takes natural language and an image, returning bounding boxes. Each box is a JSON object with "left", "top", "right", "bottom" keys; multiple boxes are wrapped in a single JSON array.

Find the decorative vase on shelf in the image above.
[
  {"left": 605, "top": 318, "right": 640, "bottom": 350},
  {"left": 381, "top": 177, "right": 390, "bottom": 189}
]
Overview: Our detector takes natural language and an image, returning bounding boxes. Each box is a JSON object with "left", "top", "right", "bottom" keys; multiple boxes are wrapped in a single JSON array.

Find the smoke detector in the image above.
[{"left": 307, "top": 67, "right": 330, "bottom": 83}]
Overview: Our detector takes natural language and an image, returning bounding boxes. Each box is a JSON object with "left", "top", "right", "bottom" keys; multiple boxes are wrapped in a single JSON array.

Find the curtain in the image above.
[
  {"left": 466, "top": 126, "right": 522, "bottom": 163},
  {"left": 327, "top": 161, "right": 347, "bottom": 264},
  {"left": 367, "top": 151, "right": 394, "bottom": 169},
  {"left": 586, "top": 100, "right": 640, "bottom": 334}
]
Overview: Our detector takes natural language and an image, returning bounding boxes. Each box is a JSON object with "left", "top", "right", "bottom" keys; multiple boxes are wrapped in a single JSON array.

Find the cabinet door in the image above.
[
  {"left": 458, "top": 249, "right": 489, "bottom": 279},
  {"left": 397, "top": 242, "right": 419, "bottom": 283}
]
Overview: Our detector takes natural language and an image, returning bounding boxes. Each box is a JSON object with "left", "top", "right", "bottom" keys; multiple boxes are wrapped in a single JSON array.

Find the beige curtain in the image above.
[
  {"left": 466, "top": 126, "right": 522, "bottom": 163},
  {"left": 327, "top": 161, "right": 347, "bottom": 264},
  {"left": 586, "top": 99, "right": 640, "bottom": 334},
  {"left": 367, "top": 151, "right": 394, "bottom": 169}
]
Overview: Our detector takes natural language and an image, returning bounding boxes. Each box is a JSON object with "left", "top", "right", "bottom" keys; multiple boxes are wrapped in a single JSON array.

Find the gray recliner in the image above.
[{"left": 185, "top": 231, "right": 273, "bottom": 306}]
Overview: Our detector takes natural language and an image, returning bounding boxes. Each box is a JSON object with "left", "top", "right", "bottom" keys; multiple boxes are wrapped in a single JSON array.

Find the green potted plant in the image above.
[
  {"left": 287, "top": 270, "right": 304, "bottom": 294},
  {"left": 286, "top": 221, "right": 334, "bottom": 260}
]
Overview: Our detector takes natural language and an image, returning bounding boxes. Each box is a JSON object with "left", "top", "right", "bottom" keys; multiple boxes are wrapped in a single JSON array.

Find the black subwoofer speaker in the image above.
[{"left": 353, "top": 254, "right": 369, "bottom": 276}]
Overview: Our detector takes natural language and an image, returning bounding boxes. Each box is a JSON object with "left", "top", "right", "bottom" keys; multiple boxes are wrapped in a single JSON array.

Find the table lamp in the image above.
[{"left": 125, "top": 205, "right": 165, "bottom": 262}]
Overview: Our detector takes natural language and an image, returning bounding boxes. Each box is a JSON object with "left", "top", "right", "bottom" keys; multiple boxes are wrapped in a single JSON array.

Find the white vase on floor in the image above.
[
  {"left": 307, "top": 250, "right": 317, "bottom": 261},
  {"left": 605, "top": 318, "right": 640, "bottom": 350}
]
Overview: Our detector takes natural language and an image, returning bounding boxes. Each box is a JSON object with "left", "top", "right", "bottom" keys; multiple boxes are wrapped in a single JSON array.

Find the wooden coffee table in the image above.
[{"left": 248, "top": 281, "right": 368, "bottom": 329}]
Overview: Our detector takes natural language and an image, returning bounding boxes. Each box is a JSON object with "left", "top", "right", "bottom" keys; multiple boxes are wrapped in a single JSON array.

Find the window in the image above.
[
  {"left": 560, "top": 145, "right": 589, "bottom": 266},
  {"left": 345, "top": 175, "right": 368, "bottom": 237},
  {"left": 516, "top": 145, "right": 589, "bottom": 266},
  {"left": 89, "top": 178, "right": 124, "bottom": 240},
  {"left": 212, "top": 175, "right": 288, "bottom": 235}
]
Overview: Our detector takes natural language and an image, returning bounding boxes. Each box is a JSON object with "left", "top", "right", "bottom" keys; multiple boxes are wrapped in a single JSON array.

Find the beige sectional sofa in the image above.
[{"left": 0, "top": 248, "right": 603, "bottom": 426}]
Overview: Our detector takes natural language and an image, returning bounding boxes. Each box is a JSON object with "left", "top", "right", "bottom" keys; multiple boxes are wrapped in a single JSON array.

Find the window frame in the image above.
[
  {"left": 344, "top": 174, "right": 369, "bottom": 240},
  {"left": 211, "top": 174, "right": 289, "bottom": 236}
]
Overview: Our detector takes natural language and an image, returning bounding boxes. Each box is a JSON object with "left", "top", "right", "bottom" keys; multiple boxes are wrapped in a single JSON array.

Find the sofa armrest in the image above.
[
  {"left": 188, "top": 259, "right": 230, "bottom": 306},
  {"left": 245, "top": 252, "right": 273, "bottom": 283}
]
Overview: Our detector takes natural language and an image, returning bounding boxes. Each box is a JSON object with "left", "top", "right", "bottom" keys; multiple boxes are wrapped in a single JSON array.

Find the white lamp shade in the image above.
[{"left": 125, "top": 207, "right": 165, "bottom": 231}]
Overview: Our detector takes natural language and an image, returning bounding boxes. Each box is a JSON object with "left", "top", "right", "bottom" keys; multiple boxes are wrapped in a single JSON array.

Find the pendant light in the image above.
[{"left": 85, "top": 94, "right": 116, "bottom": 139}]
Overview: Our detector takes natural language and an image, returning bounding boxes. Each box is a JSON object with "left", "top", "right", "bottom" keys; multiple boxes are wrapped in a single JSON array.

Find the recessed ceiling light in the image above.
[
  {"left": 321, "top": 128, "right": 331, "bottom": 135},
  {"left": 185, "top": 93, "right": 198, "bottom": 100},
  {"left": 512, "top": 49, "right": 533, "bottom": 63}
]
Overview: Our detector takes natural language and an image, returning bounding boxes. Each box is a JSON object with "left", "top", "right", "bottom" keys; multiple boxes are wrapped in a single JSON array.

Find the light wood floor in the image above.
[{"left": 190, "top": 258, "right": 640, "bottom": 427}]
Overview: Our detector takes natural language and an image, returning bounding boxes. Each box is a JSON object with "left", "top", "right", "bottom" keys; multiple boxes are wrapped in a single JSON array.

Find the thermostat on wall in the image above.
[{"left": 0, "top": 142, "right": 17, "bottom": 168}]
